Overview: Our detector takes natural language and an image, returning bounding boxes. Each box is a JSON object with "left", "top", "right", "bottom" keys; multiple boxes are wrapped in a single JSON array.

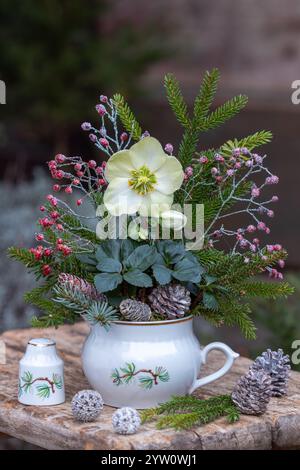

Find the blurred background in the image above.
[{"left": 0, "top": 0, "right": 300, "bottom": 448}]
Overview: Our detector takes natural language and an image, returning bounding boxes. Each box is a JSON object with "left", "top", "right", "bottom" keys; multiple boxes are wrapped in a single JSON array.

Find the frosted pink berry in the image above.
[
  {"left": 199, "top": 156, "right": 208, "bottom": 164},
  {"left": 271, "top": 195, "right": 279, "bottom": 202},
  {"left": 98, "top": 179, "right": 106, "bottom": 186},
  {"left": 233, "top": 148, "right": 241, "bottom": 157},
  {"left": 99, "top": 138, "right": 109, "bottom": 147},
  {"left": 278, "top": 259, "right": 285, "bottom": 268},
  {"left": 253, "top": 238, "right": 260, "bottom": 245},
  {"left": 95, "top": 104, "right": 106, "bottom": 116},
  {"left": 274, "top": 244, "right": 282, "bottom": 251},
  {"left": 214, "top": 154, "right": 224, "bottom": 163},
  {"left": 40, "top": 205, "right": 46, "bottom": 212},
  {"left": 267, "top": 210, "right": 274, "bottom": 218},
  {"left": 76, "top": 199, "right": 83, "bottom": 206},
  {"left": 74, "top": 163, "right": 82, "bottom": 171},
  {"left": 277, "top": 272, "right": 283, "bottom": 280},
  {"left": 77, "top": 171, "right": 84, "bottom": 178},
  {"left": 267, "top": 245, "right": 274, "bottom": 252},
  {"left": 55, "top": 153, "right": 66, "bottom": 163},
  {"left": 46, "top": 194, "right": 54, "bottom": 201},
  {"left": 185, "top": 166, "right": 193, "bottom": 177},
  {"left": 265, "top": 227, "right": 271, "bottom": 234},
  {"left": 266, "top": 175, "right": 279, "bottom": 185},
  {"left": 253, "top": 154, "right": 263, "bottom": 164},
  {"left": 247, "top": 225, "right": 256, "bottom": 233},
  {"left": 251, "top": 186, "right": 260, "bottom": 198},
  {"left": 101, "top": 161, "right": 107, "bottom": 168},
  {"left": 227, "top": 169, "right": 235, "bottom": 177},
  {"left": 121, "top": 132, "right": 128, "bottom": 142},
  {"left": 234, "top": 162, "right": 242, "bottom": 169},
  {"left": 95, "top": 166, "right": 103, "bottom": 175},
  {"left": 257, "top": 221, "right": 266, "bottom": 231},
  {"left": 65, "top": 186, "right": 73, "bottom": 194},
  {"left": 216, "top": 176, "right": 223, "bottom": 183},
  {"left": 211, "top": 167, "right": 218, "bottom": 176},
  {"left": 88, "top": 160, "right": 97, "bottom": 169},
  {"left": 35, "top": 233, "right": 44, "bottom": 241},
  {"left": 56, "top": 223, "right": 64, "bottom": 231},
  {"left": 89, "top": 134, "right": 97, "bottom": 143},
  {"left": 100, "top": 95, "right": 108, "bottom": 103},
  {"left": 44, "top": 248, "right": 53, "bottom": 257},
  {"left": 245, "top": 159, "right": 253, "bottom": 167},
  {"left": 53, "top": 184, "right": 60, "bottom": 192},
  {"left": 81, "top": 122, "right": 92, "bottom": 131},
  {"left": 164, "top": 143, "right": 173, "bottom": 154},
  {"left": 240, "top": 239, "right": 248, "bottom": 248},
  {"left": 73, "top": 178, "right": 80, "bottom": 185},
  {"left": 250, "top": 244, "right": 257, "bottom": 252}
]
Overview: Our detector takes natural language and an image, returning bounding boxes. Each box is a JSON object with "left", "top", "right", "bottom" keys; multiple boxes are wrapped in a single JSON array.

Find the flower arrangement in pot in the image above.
[{"left": 9, "top": 70, "right": 293, "bottom": 408}]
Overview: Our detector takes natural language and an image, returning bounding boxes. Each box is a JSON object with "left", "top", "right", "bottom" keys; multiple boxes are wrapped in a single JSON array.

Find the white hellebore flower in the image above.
[{"left": 103, "top": 137, "right": 184, "bottom": 217}]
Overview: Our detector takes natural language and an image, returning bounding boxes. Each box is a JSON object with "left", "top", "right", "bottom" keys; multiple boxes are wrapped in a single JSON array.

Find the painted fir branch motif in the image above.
[
  {"left": 111, "top": 362, "right": 170, "bottom": 390},
  {"left": 18, "top": 371, "right": 63, "bottom": 399}
]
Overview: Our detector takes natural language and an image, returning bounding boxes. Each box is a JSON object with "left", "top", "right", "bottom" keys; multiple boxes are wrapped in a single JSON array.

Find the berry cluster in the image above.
[{"left": 184, "top": 146, "right": 285, "bottom": 278}]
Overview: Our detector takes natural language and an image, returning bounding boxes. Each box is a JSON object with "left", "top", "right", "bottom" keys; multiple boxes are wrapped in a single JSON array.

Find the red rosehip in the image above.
[
  {"left": 120, "top": 132, "right": 128, "bottom": 142},
  {"left": 77, "top": 171, "right": 84, "bottom": 178},
  {"left": 35, "top": 233, "right": 44, "bottom": 241},
  {"left": 44, "top": 248, "right": 53, "bottom": 257},
  {"left": 101, "top": 161, "right": 107, "bottom": 168},
  {"left": 57, "top": 238, "right": 63, "bottom": 245},
  {"left": 74, "top": 163, "right": 82, "bottom": 171},
  {"left": 53, "top": 184, "right": 61, "bottom": 192},
  {"left": 40, "top": 205, "right": 46, "bottom": 212},
  {"left": 99, "top": 138, "right": 109, "bottom": 147},
  {"left": 76, "top": 199, "right": 83, "bottom": 206},
  {"left": 73, "top": 178, "right": 80, "bottom": 185},
  {"left": 55, "top": 153, "right": 66, "bottom": 163},
  {"left": 55, "top": 170, "right": 64, "bottom": 179},
  {"left": 98, "top": 179, "right": 106, "bottom": 186},
  {"left": 50, "top": 211, "right": 59, "bottom": 219},
  {"left": 42, "top": 264, "right": 52, "bottom": 276},
  {"left": 95, "top": 166, "right": 103, "bottom": 175},
  {"left": 88, "top": 160, "right": 97, "bottom": 169},
  {"left": 56, "top": 223, "right": 64, "bottom": 231},
  {"left": 65, "top": 186, "right": 73, "bottom": 194}
]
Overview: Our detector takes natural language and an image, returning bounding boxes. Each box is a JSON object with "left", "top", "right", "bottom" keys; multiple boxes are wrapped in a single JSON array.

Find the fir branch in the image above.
[
  {"left": 112, "top": 93, "right": 142, "bottom": 141},
  {"left": 8, "top": 247, "right": 36, "bottom": 269},
  {"left": 200, "top": 95, "right": 248, "bottom": 131},
  {"left": 193, "top": 68, "right": 220, "bottom": 127},
  {"left": 236, "top": 281, "right": 294, "bottom": 299},
  {"left": 141, "top": 394, "right": 240, "bottom": 430},
  {"left": 221, "top": 130, "right": 273, "bottom": 156},
  {"left": 164, "top": 73, "right": 190, "bottom": 128}
]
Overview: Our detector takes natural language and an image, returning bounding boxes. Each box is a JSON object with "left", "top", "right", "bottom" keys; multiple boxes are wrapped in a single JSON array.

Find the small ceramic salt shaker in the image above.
[{"left": 18, "top": 338, "right": 65, "bottom": 406}]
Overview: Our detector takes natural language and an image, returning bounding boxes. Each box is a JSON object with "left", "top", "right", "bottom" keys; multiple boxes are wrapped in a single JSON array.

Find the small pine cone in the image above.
[
  {"left": 231, "top": 369, "right": 272, "bottom": 415},
  {"left": 148, "top": 284, "right": 191, "bottom": 319},
  {"left": 58, "top": 273, "right": 106, "bottom": 302},
  {"left": 250, "top": 349, "right": 290, "bottom": 397},
  {"left": 119, "top": 299, "right": 151, "bottom": 322}
]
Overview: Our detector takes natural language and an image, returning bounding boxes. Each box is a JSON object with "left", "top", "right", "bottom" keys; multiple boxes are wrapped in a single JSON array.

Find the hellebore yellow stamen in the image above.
[{"left": 128, "top": 165, "right": 157, "bottom": 195}]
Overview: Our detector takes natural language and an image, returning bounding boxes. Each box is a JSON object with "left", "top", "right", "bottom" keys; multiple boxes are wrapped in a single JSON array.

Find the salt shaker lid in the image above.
[{"left": 28, "top": 338, "right": 55, "bottom": 347}]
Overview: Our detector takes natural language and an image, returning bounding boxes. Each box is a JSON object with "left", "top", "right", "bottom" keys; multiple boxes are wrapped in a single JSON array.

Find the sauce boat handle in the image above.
[{"left": 189, "top": 342, "right": 239, "bottom": 394}]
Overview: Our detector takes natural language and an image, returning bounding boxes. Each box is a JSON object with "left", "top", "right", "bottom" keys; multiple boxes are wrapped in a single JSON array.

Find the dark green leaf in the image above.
[
  {"left": 125, "top": 245, "right": 157, "bottom": 271},
  {"left": 96, "top": 240, "right": 121, "bottom": 261},
  {"left": 123, "top": 270, "right": 153, "bottom": 287},
  {"left": 94, "top": 273, "right": 123, "bottom": 293},
  {"left": 173, "top": 258, "right": 202, "bottom": 283},
  {"left": 203, "top": 292, "right": 219, "bottom": 310},
  {"left": 96, "top": 258, "right": 122, "bottom": 273},
  {"left": 152, "top": 264, "right": 173, "bottom": 285}
]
